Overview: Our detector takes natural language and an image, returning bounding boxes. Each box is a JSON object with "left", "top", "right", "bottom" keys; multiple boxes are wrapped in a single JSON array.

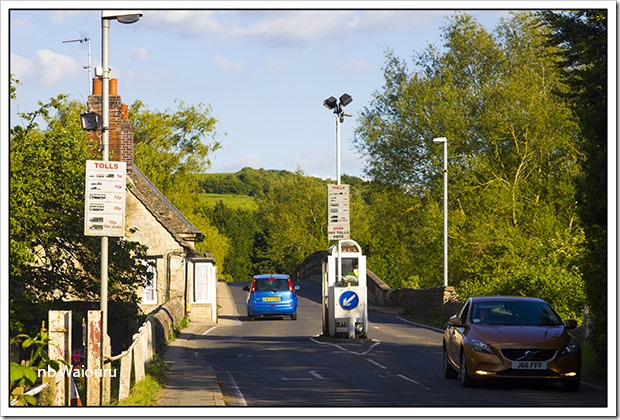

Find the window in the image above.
[
  {"left": 193, "top": 261, "right": 211, "bottom": 303},
  {"left": 142, "top": 259, "right": 157, "bottom": 304}
]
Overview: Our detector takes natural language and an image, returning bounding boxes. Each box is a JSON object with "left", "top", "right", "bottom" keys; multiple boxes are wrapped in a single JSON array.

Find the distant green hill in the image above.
[{"left": 198, "top": 167, "right": 366, "bottom": 210}]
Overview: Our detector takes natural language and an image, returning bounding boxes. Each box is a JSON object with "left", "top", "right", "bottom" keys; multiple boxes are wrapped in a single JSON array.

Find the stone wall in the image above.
[
  {"left": 151, "top": 297, "right": 185, "bottom": 351},
  {"left": 387, "top": 286, "right": 461, "bottom": 326}
]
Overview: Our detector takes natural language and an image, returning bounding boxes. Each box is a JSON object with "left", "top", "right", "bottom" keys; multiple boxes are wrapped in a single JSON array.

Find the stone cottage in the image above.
[{"left": 86, "top": 78, "right": 217, "bottom": 323}]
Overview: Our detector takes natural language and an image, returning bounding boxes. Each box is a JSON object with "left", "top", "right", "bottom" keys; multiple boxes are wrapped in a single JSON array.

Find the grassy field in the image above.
[{"left": 200, "top": 193, "right": 257, "bottom": 211}]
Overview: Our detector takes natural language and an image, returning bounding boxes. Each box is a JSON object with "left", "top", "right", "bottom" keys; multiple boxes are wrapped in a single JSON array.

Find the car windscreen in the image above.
[
  {"left": 471, "top": 301, "right": 563, "bottom": 326},
  {"left": 255, "top": 279, "right": 289, "bottom": 291}
]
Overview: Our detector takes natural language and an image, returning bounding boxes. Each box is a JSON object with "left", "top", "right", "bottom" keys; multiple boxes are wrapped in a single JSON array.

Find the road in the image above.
[{"left": 190, "top": 280, "right": 608, "bottom": 413}]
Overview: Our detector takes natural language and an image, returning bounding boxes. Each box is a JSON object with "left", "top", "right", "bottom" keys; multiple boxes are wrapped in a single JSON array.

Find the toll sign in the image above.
[
  {"left": 84, "top": 160, "right": 126, "bottom": 237},
  {"left": 327, "top": 184, "right": 350, "bottom": 240}
]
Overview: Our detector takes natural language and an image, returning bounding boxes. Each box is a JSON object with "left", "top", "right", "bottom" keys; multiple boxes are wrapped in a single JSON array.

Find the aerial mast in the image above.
[{"left": 62, "top": 36, "right": 92, "bottom": 94}]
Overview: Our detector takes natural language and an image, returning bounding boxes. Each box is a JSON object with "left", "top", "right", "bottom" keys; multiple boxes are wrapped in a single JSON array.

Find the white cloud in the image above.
[
  {"left": 9, "top": 53, "right": 34, "bottom": 79},
  {"left": 144, "top": 11, "right": 223, "bottom": 37},
  {"left": 232, "top": 11, "right": 347, "bottom": 46},
  {"left": 142, "top": 10, "right": 429, "bottom": 48},
  {"left": 212, "top": 53, "right": 244, "bottom": 72},
  {"left": 10, "top": 50, "right": 80, "bottom": 88},
  {"left": 36, "top": 50, "right": 81, "bottom": 87}
]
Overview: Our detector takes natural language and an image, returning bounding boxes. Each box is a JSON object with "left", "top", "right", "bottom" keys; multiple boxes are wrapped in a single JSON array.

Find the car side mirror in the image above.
[
  {"left": 564, "top": 319, "right": 578, "bottom": 329},
  {"left": 448, "top": 316, "right": 464, "bottom": 327},
  {"left": 294, "top": 285, "right": 300, "bottom": 291},
  {"left": 242, "top": 286, "right": 250, "bottom": 291}
]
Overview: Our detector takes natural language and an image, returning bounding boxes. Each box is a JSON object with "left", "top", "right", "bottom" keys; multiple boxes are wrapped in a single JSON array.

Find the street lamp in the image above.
[
  {"left": 433, "top": 137, "right": 448, "bottom": 287},
  {"left": 323, "top": 93, "right": 352, "bottom": 184},
  {"left": 323, "top": 93, "right": 352, "bottom": 295},
  {"left": 100, "top": 9, "right": 142, "bottom": 354}
]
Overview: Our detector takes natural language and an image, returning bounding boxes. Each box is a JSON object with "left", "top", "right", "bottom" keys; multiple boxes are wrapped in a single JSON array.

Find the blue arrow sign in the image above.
[{"left": 339, "top": 290, "right": 359, "bottom": 310}]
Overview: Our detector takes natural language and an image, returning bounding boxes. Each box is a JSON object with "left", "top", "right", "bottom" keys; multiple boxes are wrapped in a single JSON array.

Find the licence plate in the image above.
[
  {"left": 512, "top": 361, "right": 547, "bottom": 370},
  {"left": 263, "top": 296, "right": 281, "bottom": 302}
]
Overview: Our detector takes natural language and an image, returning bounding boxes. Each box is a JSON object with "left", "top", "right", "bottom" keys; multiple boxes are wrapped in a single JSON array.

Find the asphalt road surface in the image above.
[{"left": 190, "top": 280, "right": 609, "bottom": 415}]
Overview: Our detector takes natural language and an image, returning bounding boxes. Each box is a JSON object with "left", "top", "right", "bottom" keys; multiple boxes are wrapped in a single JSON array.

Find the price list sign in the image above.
[
  {"left": 84, "top": 160, "right": 126, "bottom": 237},
  {"left": 327, "top": 184, "right": 350, "bottom": 240}
]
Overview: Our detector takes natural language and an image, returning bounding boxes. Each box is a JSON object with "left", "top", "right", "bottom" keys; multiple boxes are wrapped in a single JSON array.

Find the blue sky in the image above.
[{"left": 6, "top": 3, "right": 514, "bottom": 179}]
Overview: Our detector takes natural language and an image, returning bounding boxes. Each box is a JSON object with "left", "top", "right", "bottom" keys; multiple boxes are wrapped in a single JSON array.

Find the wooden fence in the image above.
[
  {"left": 11, "top": 299, "right": 182, "bottom": 407},
  {"left": 104, "top": 316, "right": 155, "bottom": 402}
]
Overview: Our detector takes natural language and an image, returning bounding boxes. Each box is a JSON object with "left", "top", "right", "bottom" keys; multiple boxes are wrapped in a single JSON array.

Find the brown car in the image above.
[{"left": 443, "top": 296, "right": 581, "bottom": 390}]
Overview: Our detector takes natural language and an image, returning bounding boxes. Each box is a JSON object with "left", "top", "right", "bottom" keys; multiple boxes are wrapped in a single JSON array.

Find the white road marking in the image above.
[
  {"left": 309, "top": 336, "right": 381, "bottom": 356},
  {"left": 366, "top": 358, "right": 387, "bottom": 370},
  {"left": 202, "top": 326, "right": 219, "bottom": 335},
  {"left": 309, "top": 370, "right": 325, "bottom": 379},
  {"left": 397, "top": 374, "right": 431, "bottom": 391}
]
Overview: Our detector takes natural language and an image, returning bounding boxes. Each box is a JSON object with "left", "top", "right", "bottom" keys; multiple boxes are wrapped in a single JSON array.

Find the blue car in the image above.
[{"left": 243, "top": 274, "right": 300, "bottom": 320}]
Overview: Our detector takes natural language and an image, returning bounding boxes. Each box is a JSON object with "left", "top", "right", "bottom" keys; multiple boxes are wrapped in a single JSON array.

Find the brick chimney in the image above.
[{"left": 87, "top": 77, "right": 134, "bottom": 175}]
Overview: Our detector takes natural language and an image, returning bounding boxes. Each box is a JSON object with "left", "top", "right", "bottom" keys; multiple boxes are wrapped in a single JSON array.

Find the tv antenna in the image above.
[{"left": 62, "top": 35, "right": 92, "bottom": 94}]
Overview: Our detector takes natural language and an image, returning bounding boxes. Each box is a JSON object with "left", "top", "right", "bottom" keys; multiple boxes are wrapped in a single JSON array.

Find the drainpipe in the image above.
[{"left": 183, "top": 254, "right": 190, "bottom": 318}]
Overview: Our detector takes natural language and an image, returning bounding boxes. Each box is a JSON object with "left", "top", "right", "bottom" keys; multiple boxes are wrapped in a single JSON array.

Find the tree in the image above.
[
  {"left": 353, "top": 12, "right": 585, "bottom": 319},
  {"left": 539, "top": 9, "right": 608, "bottom": 374},
  {"left": 130, "top": 99, "right": 220, "bottom": 210},
  {"left": 254, "top": 170, "right": 328, "bottom": 274},
  {"left": 129, "top": 99, "right": 229, "bottom": 263},
  {"left": 9, "top": 78, "right": 149, "bottom": 330},
  {"left": 207, "top": 201, "right": 258, "bottom": 282}
]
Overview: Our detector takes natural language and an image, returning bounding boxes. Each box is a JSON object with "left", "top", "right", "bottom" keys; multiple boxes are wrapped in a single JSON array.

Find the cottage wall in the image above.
[
  {"left": 125, "top": 192, "right": 188, "bottom": 315},
  {"left": 85, "top": 77, "right": 217, "bottom": 323}
]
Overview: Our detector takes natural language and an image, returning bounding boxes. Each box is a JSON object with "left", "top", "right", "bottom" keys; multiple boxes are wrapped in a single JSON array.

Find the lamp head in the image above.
[
  {"left": 339, "top": 93, "right": 352, "bottom": 108},
  {"left": 433, "top": 137, "right": 447, "bottom": 144},
  {"left": 323, "top": 96, "right": 338, "bottom": 110},
  {"left": 102, "top": 10, "right": 143, "bottom": 24},
  {"left": 80, "top": 112, "right": 102, "bottom": 131}
]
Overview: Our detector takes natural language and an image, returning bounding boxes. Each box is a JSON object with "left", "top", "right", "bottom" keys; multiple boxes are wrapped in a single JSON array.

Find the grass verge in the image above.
[{"left": 113, "top": 354, "right": 168, "bottom": 406}]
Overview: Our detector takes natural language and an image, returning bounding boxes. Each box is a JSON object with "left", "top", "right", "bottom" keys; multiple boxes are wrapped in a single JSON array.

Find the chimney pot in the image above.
[
  {"left": 110, "top": 78, "right": 118, "bottom": 96},
  {"left": 92, "top": 78, "right": 101, "bottom": 95}
]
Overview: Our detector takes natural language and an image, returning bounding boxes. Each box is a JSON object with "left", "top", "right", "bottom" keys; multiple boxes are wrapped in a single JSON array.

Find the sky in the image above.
[{"left": 2, "top": 1, "right": 523, "bottom": 179}]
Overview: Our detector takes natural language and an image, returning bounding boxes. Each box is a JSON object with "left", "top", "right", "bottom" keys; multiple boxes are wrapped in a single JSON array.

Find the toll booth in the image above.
[{"left": 321, "top": 239, "right": 367, "bottom": 338}]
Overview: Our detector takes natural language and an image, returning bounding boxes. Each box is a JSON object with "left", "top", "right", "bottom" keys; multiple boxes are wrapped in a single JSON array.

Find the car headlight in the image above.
[
  {"left": 562, "top": 337, "right": 580, "bottom": 355},
  {"left": 468, "top": 339, "right": 493, "bottom": 354}
]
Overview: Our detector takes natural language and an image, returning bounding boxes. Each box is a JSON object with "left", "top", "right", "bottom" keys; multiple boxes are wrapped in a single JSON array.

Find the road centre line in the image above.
[
  {"left": 309, "top": 336, "right": 381, "bottom": 356},
  {"left": 366, "top": 358, "right": 387, "bottom": 369},
  {"left": 397, "top": 374, "right": 431, "bottom": 391}
]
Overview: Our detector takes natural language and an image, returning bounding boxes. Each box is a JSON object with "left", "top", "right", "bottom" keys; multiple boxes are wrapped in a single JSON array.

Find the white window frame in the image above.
[
  {"left": 142, "top": 259, "right": 158, "bottom": 304},
  {"left": 193, "top": 261, "right": 211, "bottom": 303}
]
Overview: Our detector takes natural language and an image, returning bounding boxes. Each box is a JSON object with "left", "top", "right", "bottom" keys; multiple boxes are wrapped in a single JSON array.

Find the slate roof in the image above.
[{"left": 128, "top": 164, "right": 205, "bottom": 248}]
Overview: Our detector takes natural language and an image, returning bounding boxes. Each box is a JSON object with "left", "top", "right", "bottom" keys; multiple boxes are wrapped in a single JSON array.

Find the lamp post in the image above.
[
  {"left": 100, "top": 9, "right": 142, "bottom": 350},
  {"left": 323, "top": 93, "right": 352, "bottom": 185},
  {"left": 323, "top": 94, "right": 352, "bottom": 284},
  {"left": 433, "top": 137, "right": 448, "bottom": 287}
]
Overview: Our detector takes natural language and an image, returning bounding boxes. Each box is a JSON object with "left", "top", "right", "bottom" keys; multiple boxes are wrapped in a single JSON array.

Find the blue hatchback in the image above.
[{"left": 243, "top": 274, "right": 300, "bottom": 320}]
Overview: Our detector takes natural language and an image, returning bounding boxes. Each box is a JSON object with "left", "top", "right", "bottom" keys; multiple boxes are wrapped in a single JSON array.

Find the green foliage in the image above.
[
  {"left": 9, "top": 331, "right": 63, "bottom": 406},
  {"left": 130, "top": 99, "right": 230, "bottom": 265},
  {"left": 254, "top": 170, "right": 329, "bottom": 274},
  {"left": 540, "top": 9, "right": 607, "bottom": 372},
  {"left": 206, "top": 201, "right": 258, "bottom": 281},
  {"left": 199, "top": 167, "right": 298, "bottom": 196},
  {"left": 9, "top": 81, "right": 150, "bottom": 328},
  {"left": 353, "top": 12, "right": 585, "bottom": 319}
]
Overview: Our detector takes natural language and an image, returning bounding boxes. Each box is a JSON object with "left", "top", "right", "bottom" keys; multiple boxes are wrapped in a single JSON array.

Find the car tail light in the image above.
[
  {"left": 249, "top": 279, "right": 256, "bottom": 293},
  {"left": 288, "top": 278, "right": 295, "bottom": 292}
]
